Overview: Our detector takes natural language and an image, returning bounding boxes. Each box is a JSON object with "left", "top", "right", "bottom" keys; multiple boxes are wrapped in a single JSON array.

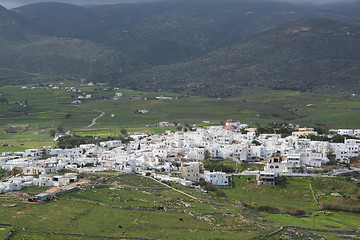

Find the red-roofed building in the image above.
[{"left": 223, "top": 119, "right": 248, "bottom": 132}]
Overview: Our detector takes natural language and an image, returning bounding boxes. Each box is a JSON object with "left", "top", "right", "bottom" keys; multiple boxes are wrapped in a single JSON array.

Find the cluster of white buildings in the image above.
[
  {"left": 0, "top": 173, "right": 78, "bottom": 194},
  {"left": 1, "top": 121, "right": 359, "bottom": 193},
  {"left": 329, "top": 129, "right": 360, "bottom": 138}
]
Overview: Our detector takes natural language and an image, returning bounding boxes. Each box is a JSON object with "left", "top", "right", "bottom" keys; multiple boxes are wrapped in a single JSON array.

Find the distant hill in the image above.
[
  {"left": 13, "top": 0, "right": 317, "bottom": 65},
  {"left": 0, "top": 4, "right": 145, "bottom": 85},
  {"left": 1, "top": 0, "right": 360, "bottom": 95},
  {"left": 119, "top": 18, "right": 360, "bottom": 97}
]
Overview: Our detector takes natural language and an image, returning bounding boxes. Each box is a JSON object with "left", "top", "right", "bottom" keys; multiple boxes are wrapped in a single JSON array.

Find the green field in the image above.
[
  {"left": 0, "top": 83, "right": 360, "bottom": 150},
  {"left": 0, "top": 174, "right": 359, "bottom": 239}
]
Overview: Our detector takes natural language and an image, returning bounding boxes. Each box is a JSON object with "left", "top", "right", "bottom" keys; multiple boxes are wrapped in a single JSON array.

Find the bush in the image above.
[
  {"left": 49, "top": 129, "right": 56, "bottom": 137},
  {"left": 241, "top": 201, "right": 304, "bottom": 215},
  {"left": 257, "top": 205, "right": 280, "bottom": 213},
  {"left": 57, "top": 134, "right": 131, "bottom": 149},
  {"left": 216, "top": 189, "right": 226, "bottom": 197},
  {"left": 284, "top": 208, "right": 306, "bottom": 216},
  {"left": 199, "top": 179, "right": 226, "bottom": 197},
  {"left": 203, "top": 160, "right": 235, "bottom": 173},
  {"left": 320, "top": 202, "right": 360, "bottom": 213}
]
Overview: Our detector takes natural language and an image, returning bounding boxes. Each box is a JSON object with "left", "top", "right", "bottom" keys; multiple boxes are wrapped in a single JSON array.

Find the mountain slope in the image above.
[
  {"left": 13, "top": 0, "right": 316, "bottom": 65},
  {"left": 119, "top": 18, "right": 360, "bottom": 97},
  {"left": 0, "top": 5, "right": 146, "bottom": 85}
]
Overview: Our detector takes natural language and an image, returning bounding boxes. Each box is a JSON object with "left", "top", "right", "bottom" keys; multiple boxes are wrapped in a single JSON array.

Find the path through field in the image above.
[
  {"left": 144, "top": 176, "right": 198, "bottom": 200},
  {"left": 84, "top": 109, "right": 105, "bottom": 128},
  {"left": 70, "top": 105, "right": 105, "bottom": 128}
]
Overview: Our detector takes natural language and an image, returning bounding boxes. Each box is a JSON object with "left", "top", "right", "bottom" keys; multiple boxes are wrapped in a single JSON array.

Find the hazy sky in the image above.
[
  {"left": 0, "top": 0, "right": 357, "bottom": 9},
  {"left": 0, "top": 0, "right": 159, "bottom": 9}
]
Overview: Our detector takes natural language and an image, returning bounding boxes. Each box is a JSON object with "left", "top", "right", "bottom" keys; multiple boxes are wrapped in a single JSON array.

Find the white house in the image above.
[
  {"left": 203, "top": 171, "right": 231, "bottom": 186},
  {"left": 24, "top": 149, "right": 40, "bottom": 157}
]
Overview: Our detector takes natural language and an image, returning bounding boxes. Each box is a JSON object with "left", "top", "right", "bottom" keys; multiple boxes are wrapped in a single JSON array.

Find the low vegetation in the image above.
[
  {"left": 199, "top": 179, "right": 227, "bottom": 197},
  {"left": 319, "top": 202, "right": 360, "bottom": 213},
  {"left": 1, "top": 83, "right": 359, "bottom": 151},
  {"left": 56, "top": 134, "right": 131, "bottom": 149},
  {"left": 0, "top": 174, "right": 359, "bottom": 239},
  {"left": 0, "top": 168, "right": 8, "bottom": 181},
  {"left": 202, "top": 159, "right": 236, "bottom": 173}
]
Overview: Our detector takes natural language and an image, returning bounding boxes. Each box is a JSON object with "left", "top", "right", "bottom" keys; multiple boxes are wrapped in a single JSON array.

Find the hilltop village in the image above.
[{"left": 1, "top": 120, "right": 360, "bottom": 194}]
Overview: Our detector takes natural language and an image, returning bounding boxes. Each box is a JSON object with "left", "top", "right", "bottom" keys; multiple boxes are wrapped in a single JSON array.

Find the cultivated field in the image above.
[{"left": 0, "top": 83, "right": 360, "bottom": 152}]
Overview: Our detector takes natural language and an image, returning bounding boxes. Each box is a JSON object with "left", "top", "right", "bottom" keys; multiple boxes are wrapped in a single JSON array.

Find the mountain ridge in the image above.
[
  {"left": 1, "top": 1, "right": 360, "bottom": 95},
  {"left": 118, "top": 18, "right": 360, "bottom": 97}
]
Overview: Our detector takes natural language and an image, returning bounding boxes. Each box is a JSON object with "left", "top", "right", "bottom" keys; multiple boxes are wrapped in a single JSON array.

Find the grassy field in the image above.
[
  {"left": 0, "top": 83, "right": 360, "bottom": 150},
  {"left": 0, "top": 174, "right": 359, "bottom": 239},
  {"left": 0, "top": 174, "right": 271, "bottom": 240}
]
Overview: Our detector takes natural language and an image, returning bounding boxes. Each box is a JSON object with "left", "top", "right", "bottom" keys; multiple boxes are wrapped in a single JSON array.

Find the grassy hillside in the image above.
[
  {"left": 13, "top": 0, "right": 314, "bottom": 65},
  {"left": 1, "top": 1, "right": 360, "bottom": 96},
  {"left": 121, "top": 18, "right": 360, "bottom": 97},
  {"left": 0, "top": 5, "right": 146, "bottom": 85},
  {"left": 0, "top": 174, "right": 359, "bottom": 239},
  {"left": 0, "top": 37, "right": 144, "bottom": 80}
]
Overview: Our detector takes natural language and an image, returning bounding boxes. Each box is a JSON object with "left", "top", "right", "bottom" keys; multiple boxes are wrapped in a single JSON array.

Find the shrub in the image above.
[
  {"left": 199, "top": 179, "right": 226, "bottom": 197},
  {"left": 320, "top": 202, "right": 360, "bottom": 213},
  {"left": 49, "top": 129, "right": 56, "bottom": 137},
  {"left": 216, "top": 189, "right": 226, "bottom": 197},
  {"left": 284, "top": 208, "right": 306, "bottom": 216},
  {"left": 257, "top": 205, "right": 280, "bottom": 213}
]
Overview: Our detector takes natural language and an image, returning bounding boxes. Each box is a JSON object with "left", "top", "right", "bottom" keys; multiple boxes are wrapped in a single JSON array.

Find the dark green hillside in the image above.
[
  {"left": 120, "top": 18, "right": 360, "bottom": 97},
  {"left": 0, "top": 5, "right": 146, "bottom": 84},
  {"left": 0, "top": 5, "right": 34, "bottom": 43},
  {"left": 13, "top": 0, "right": 315, "bottom": 65},
  {"left": 321, "top": 0, "right": 360, "bottom": 23},
  {"left": 2, "top": 1, "right": 360, "bottom": 94},
  {"left": 0, "top": 38, "right": 144, "bottom": 79}
]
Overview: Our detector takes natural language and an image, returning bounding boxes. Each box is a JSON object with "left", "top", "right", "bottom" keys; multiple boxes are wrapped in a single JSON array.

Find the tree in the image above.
[
  {"left": 256, "top": 127, "right": 274, "bottom": 135},
  {"left": 275, "top": 127, "right": 292, "bottom": 137},
  {"left": 120, "top": 128, "right": 127, "bottom": 135},
  {"left": 314, "top": 126, "right": 326, "bottom": 135},
  {"left": 0, "top": 97, "right": 8, "bottom": 104},
  {"left": 331, "top": 134, "right": 345, "bottom": 143},
  {"left": 65, "top": 114, "right": 72, "bottom": 119},
  {"left": 49, "top": 129, "right": 56, "bottom": 137},
  {"left": 204, "top": 150, "right": 211, "bottom": 160},
  {"left": 57, "top": 126, "right": 64, "bottom": 133}
]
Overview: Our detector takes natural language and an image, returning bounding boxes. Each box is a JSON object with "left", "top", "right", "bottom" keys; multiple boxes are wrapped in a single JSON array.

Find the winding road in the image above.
[
  {"left": 84, "top": 109, "right": 105, "bottom": 128},
  {"left": 70, "top": 105, "right": 105, "bottom": 129}
]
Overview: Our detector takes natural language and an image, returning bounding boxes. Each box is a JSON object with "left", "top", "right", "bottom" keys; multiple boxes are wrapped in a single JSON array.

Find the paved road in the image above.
[
  {"left": 233, "top": 167, "right": 360, "bottom": 177},
  {"left": 65, "top": 104, "right": 105, "bottom": 129},
  {"left": 324, "top": 167, "right": 360, "bottom": 176},
  {"left": 84, "top": 109, "right": 105, "bottom": 128}
]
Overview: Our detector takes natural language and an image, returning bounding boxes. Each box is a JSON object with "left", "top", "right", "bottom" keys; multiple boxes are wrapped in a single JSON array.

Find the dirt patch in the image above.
[
  {"left": 46, "top": 179, "right": 90, "bottom": 194},
  {"left": 133, "top": 198, "right": 149, "bottom": 203},
  {"left": 350, "top": 159, "right": 360, "bottom": 167}
]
